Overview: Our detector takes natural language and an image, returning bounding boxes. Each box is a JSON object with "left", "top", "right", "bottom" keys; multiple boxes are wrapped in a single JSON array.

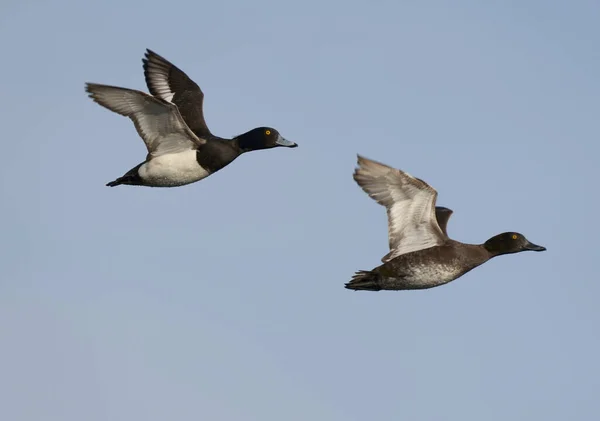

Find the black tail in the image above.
[
  {"left": 345, "top": 270, "right": 381, "bottom": 291},
  {"left": 106, "top": 175, "right": 136, "bottom": 187},
  {"left": 106, "top": 177, "right": 125, "bottom": 187},
  {"left": 106, "top": 165, "right": 143, "bottom": 187}
]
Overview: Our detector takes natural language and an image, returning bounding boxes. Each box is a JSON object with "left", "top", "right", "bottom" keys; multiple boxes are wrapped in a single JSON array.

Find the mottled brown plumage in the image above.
[{"left": 346, "top": 156, "right": 546, "bottom": 291}]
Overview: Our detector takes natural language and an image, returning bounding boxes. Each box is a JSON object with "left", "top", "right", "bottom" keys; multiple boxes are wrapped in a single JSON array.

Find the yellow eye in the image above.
[
  {"left": 265, "top": 130, "right": 271, "bottom": 135},
  {"left": 512, "top": 234, "right": 518, "bottom": 240}
]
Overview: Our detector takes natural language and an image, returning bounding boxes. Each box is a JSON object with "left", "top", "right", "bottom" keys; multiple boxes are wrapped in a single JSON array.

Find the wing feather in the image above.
[
  {"left": 353, "top": 155, "right": 447, "bottom": 262},
  {"left": 142, "top": 49, "right": 211, "bottom": 138},
  {"left": 85, "top": 83, "right": 205, "bottom": 157}
]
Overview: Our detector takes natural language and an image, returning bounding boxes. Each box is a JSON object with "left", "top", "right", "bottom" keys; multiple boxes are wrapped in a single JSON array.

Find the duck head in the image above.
[
  {"left": 484, "top": 232, "right": 546, "bottom": 256},
  {"left": 236, "top": 127, "right": 297, "bottom": 152}
]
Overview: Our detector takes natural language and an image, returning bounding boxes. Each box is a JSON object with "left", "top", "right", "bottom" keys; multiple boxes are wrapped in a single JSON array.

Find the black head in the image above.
[
  {"left": 236, "top": 127, "right": 297, "bottom": 152},
  {"left": 484, "top": 232, "right": 546, "bottom": 256}
]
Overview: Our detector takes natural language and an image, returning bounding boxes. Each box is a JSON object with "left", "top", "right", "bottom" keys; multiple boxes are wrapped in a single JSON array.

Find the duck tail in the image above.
[
  {"left": 106, "top": 175, "right": 135, "bottom": 187},
  {"left": 106, "top": 177, "right": 125, "bottom": 187},
  {"left": 106, "top": 165, "right": 143, "bottom": 187},
  {"left": 345, "top": 270, "right": 381, "bottom": 291}
]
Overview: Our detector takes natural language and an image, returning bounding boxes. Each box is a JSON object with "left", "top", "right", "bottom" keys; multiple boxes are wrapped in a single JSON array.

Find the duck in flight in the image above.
[
  {"left": 85, "top": 49, "right": 297, "bottom": 188},
  {"left": 345, "top": 156, "right": 546, "bottom": 291}
]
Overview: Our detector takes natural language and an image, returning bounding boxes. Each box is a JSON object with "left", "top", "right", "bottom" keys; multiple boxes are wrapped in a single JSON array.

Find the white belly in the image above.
[{"left": 138, "top": 150, "right": 210, "bottom": 187}]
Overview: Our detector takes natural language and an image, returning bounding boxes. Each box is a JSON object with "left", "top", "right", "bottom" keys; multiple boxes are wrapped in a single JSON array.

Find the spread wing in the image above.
[
  {"left": 143, "top": 49, "right": 212, "bottom": 138},
  {"left": 353, "top": 155, "right": 446, "bottom": 263},
  {"left": 85, "top": 83, "right": 205, "bottom": 157}
]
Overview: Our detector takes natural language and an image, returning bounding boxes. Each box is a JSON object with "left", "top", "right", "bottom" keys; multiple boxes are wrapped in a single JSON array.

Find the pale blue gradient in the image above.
[{"left": 1, "top": 1, "right": 598, "bottom": 420}]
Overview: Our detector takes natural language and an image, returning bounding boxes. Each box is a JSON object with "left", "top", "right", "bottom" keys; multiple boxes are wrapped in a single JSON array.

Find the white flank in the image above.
[{"left": 139, "top": 150, "right": 209, "bottom": 187}]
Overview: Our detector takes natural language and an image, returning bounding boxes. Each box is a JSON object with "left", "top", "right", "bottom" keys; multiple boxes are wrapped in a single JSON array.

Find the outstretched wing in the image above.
[
  {"left": 353, "top": 155, "right": 446, "bottom": 262},
  {"left": 143, "top": 49, "right": 212, "bottom": 138},
  {"left": 85, "top": 83, "right": 205, "bottom": 157}
]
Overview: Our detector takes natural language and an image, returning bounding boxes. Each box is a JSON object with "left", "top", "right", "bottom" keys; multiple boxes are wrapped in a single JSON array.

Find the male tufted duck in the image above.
[{"left": 85, "top": 50, "right": 296, "bottom": 187}]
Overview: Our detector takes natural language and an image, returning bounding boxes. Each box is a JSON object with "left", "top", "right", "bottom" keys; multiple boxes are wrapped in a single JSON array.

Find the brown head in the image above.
[{"left": 484, "top": 232, "right": 546, "bottom": 257}]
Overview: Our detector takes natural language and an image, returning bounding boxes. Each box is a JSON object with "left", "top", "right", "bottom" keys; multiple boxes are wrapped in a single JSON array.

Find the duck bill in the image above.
[
  {"left": 524, "top": 241, "right": 546, "bottom": 252},
  {"left": 276, "top": 134, "right": 298, "bottom": 148}
]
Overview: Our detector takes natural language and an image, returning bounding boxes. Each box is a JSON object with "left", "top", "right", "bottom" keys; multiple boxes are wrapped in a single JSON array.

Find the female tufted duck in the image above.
[{"left": 345, "top": 155, "right": 546, "bottom": 291}]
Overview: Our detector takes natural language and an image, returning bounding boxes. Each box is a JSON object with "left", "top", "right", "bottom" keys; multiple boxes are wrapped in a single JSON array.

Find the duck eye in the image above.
[
  {"left": 512, "top": 234, "right": 518, "bottom": 240},
  {"left": 265, "top": 130, "right": 271, "bottom": 135}
]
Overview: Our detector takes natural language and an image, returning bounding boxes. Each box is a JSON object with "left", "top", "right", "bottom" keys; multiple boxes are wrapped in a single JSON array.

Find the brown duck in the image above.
[{"left": 346, "top": 155, "right": 546, "bottom": 291}]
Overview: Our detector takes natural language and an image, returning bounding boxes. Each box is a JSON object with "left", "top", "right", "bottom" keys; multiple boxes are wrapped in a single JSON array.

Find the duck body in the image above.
[
  {"left": 110, "top": 150, "right": 210, "bottom": 188},
  {"left": 108, "top": 137, "right": 245, "bottom": 187},
  {"left": 139, "top": 149, "right": 211, "bottom": 187},
  {"left": 349, "top": 240, "right": 490, "bottom": 291}
]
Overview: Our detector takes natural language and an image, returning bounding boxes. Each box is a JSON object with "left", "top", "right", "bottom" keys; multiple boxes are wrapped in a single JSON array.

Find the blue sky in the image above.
[{"left": 1, "top": 0, "right": 598, "bottom": 420}]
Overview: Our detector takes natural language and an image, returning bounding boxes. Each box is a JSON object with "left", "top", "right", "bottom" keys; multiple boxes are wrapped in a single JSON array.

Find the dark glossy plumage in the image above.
[
  {"left": 142, "top": 49, "right": 298, "bottom": 149},
  {"left": 346, "top": 156, "right": 546, "bottom": 291},
  {"left": 143, "top": 49, "right": 212, "bottom": 138},
  {"left": 85, "top": 50, "right": 297, "bottom": 188}
]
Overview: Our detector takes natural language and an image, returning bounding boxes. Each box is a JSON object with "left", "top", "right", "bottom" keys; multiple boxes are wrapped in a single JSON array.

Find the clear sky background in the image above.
[{"left": 1, "top": 1, "right": 598, "bottom": 420}]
